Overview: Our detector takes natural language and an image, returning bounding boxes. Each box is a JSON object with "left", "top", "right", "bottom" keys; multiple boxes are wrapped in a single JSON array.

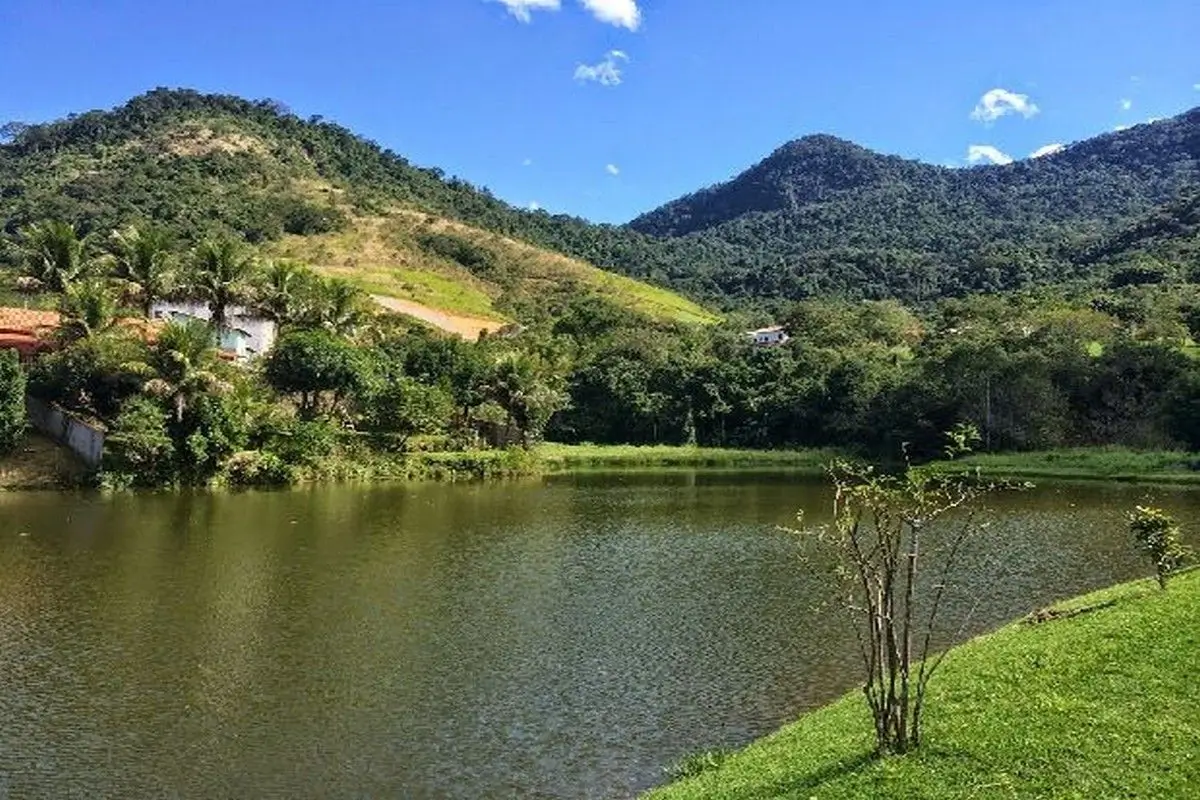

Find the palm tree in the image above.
[
  {"left": 316, "top": 277, "right": 371, "bottom": 337},
  {"left": 17, "top": 220, "right": 92, "bottom": 292},
  {"left": 189, "top": 238, "right": 258, "bottom": 331},
  {"left": 108, "top": 225, "right": 175, "bottom": 317},
  {"left": 256, "top": 259, "right": 304, "bottom": 324},
  {"left": 142, "top": 319, "right": 231, "bottom": 423},
  {"left": 56, "top": 279, "right": 120, "bottom": 344}
]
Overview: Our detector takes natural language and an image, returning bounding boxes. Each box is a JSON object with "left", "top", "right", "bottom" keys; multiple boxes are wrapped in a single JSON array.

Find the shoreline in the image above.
[
  {"left": 7, "top": 440, "right": 1200, "bottom": 492},
  {"left": 644, "top": 569, "right": 1200, "bottom": 798}
]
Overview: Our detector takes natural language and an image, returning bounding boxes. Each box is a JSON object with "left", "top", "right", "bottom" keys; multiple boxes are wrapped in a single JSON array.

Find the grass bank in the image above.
[
  {"left": 302, "top": 444, "right": 834, "bottom": 484},
  {"left": 645, "top": 570, "right": 1200, "bottom": 799},
  {"left": 940, "top": 447, "right": 1200, "bottom": 484},
  {"left": 536, "top": 444, "right": 837, "bottom": 473}
]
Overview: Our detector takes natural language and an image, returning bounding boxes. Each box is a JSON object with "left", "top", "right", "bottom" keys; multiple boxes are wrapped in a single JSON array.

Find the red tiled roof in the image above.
[{"left": 0, "top": 307, "right": 61, "bottom": 337}]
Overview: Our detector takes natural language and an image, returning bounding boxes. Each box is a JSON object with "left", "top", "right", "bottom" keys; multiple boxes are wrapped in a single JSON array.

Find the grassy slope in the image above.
[
  {"left": 944, "top": 447, "right": 1200, "bottom": 484},
  {"left": 536, "top": 444, "right": 835, "bottom": 472},
  {"left": 646, "top": 570, "right": 1200, "bottom": 799},
  {"left": 269, "top": 208, "right": 721, "bottom": 326}
]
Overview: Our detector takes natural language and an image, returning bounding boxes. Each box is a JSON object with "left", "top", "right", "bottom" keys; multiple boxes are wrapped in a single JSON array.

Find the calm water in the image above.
[{"left": 0, "top": 473, "right": 1196, "bottom": 798}]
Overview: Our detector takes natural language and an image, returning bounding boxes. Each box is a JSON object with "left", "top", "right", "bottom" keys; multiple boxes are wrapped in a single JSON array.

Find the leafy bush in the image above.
[
  {"left": 102, "top": 396, "right": 176, "bottom": 487},
  {"left": 0, "top": 349, "right": 25, "bottom": 454},
  {"left": 1128, "top": 506, "right": 1192, "bottom": 589},
  {"left": 223, "top": 450, "right": 297, "bottom": 487}
]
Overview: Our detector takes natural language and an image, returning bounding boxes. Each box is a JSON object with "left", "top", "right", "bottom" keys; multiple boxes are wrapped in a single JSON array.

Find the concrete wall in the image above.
[{"left": 26, "top": 396, "right": 106, "bottom": 468}]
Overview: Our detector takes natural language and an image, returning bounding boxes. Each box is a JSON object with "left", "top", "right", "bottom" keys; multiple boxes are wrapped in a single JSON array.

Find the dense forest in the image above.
[{"left": 3, "top": 89, "right": 1198, "bottom": 308}]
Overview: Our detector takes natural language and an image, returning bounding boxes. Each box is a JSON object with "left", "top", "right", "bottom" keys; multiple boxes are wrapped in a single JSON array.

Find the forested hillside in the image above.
[
  {"left": 0, "top": 89, "right": 716, "bottom": 326},
  {"left": 629, "top": 113, "right": 1200, "bottom": 301},
  {"left": 2, "top": 89, "right": 1198, "bottom": 310}
]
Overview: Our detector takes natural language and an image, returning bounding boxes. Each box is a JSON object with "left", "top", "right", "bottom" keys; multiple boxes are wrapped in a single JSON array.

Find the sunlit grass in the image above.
[
  {"left": 645, "top": 570, "right": 1200, "bottom": 799},
  {"left": 945, "top": 447, "right": 1200, "bottom": 484}
]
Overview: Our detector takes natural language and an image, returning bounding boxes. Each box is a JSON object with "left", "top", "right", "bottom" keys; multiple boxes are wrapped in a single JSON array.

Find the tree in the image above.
[
  {"left": 0, "top": 349, "right": 26, "bottom": 455},
  {"left": 142, "top": 319, "right": 231, "bottom": 423},
  {"left": 56, "top": 279, "right": 120, "bottom": 344},
  {"left": 102, "top": 396, "right": 176, "bottom": 487},
  {"left": 255, "top": 259, "right": 305, "bottom": 324},
  {"left": 1128, "top": 506, "right": 1191, "bottom": 589},
  {"left": 304, "top": 277, "right": 371, "bottom": 337},
  {"left": 107, "top": 225, "right": 175, "bottom": 316},
  {"left": 189, "top": 238, "right": 257, "bottom": 330},
  {"left": 798, "top": 427, "right": 1017, "bottom": 755},
  {"left": 263, "top": 329, "right": 366, "bottom": 419},
  {"left": 16, "top": 220, "right": 92, "bottom": 292},
  {"left": 488, "top": 353, "right": 570, "bottom": 446},
  {"left": 361, "top": 375, "right": 455, "bottom": 449}
]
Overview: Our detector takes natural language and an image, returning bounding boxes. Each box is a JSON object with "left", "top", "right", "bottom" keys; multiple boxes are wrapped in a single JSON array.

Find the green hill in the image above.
[
  {"left": 4, "top": 89, "right": 1198, "bottom": 311},
  {"left": 645, "top": 570, "right": 1200, "bottom": 799},
  {"left": 0, "top": 89, "right": 717, "bottom": 327}
]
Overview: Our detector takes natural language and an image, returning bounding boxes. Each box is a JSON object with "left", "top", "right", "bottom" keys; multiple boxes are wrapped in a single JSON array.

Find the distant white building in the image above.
[
  {"left": 747, "top": 325, "right": 790, "bottom": 347},
  {"left": 150, "top": 301, "right": 278, "bottom": 361}
]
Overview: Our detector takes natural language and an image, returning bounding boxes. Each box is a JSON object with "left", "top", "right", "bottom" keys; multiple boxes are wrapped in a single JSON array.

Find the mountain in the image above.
[
  {"left": 0, "top": 89, "right": 718, "bottom": 328},
  {"left": 3, "top": 89, "right": 1198, "bottom": 313},
  {"left": 628, "top": 112, "right": 1200, "bottom": 300}
]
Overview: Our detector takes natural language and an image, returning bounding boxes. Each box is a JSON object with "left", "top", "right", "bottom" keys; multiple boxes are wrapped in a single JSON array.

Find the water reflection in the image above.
[{"left": 0, "top": 477, "right": 1195, "bottom": 797}]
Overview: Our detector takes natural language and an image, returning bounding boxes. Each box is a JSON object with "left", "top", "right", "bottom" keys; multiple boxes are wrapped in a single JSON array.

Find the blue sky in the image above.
[{"left": 1, "top": 0, "right": 1197, "bottom": 223}]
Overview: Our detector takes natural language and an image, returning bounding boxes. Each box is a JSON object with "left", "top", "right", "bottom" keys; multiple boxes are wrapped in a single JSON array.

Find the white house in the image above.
[
  {"left": 150, "top": 301, "right": 278, "bottom": 361},
  {"left": 747, "top": 325, "right": 790, "bottom": 347}
]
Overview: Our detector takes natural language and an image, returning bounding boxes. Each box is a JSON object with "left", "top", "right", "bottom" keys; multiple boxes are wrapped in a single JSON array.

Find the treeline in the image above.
[
  {"left": 6, "top": 217, "right": 1200, "bottom": 491},
  {"left": 5, "top": 88, "right": 1198, "bottom": 309}
]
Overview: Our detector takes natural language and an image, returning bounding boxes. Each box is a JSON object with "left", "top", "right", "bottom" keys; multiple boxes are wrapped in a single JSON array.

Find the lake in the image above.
[{"left": 0, "top": 472, "right": 1195, "bottom": 798}]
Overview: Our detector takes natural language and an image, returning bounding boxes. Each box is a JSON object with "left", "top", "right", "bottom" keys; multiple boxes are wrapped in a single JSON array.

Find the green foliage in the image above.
[
  {"left": 360, "top": 375, "right": 455, "bottom": 449},
  {"left": 188, "top": 238, "right": 258, "bottom": 328},
  {"left": 223, "top": 450, "right": 296, "bottom": 487},
  {"left": 263, "top": 329, "right": 366, "bottom": 418},
  {"left": 106, "top": 225, "right": 175, "bottom": 315},
  {"left": 15, "top": 220, "right": 92, "bottom": 292},
  {"left": 102, "top": 395, "right": 176, "bottom": 487},
  {"left": 57, "top": 278, "right": 120, "bottom": 343},
  {"left": 28, "top": 333, "right": 147, "bottom": 419},
  {"left": 0, "top": 349, "right": 26, "bottom": 454},
  {"left": 1128, "top": 506, "right": 1192, "bottom": 589}
]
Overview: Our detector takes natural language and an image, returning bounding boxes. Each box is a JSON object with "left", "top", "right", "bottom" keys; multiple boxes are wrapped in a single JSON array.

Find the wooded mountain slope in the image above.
[
  {"left": 628, "top": 113, "right": 1200, "bottom": 301},
  {"left": 0, "top": 89, "right": 717, "bottom": 326},
  {"left": 2, "top": 89, "right": 1198, "bottom": 308}
]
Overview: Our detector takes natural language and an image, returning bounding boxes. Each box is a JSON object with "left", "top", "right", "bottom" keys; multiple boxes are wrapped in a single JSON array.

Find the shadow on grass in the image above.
[{"left": 719, "top": 751, "right": 877, "bottom": 800}]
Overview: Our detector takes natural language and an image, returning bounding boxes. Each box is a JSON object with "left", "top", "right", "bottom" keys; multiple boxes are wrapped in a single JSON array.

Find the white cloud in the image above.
[
  {"left": 970, "top": 88, "right": 1040, "bottom": 123},
  {"left": 522, "top": 158, "right": 533, "bottom": 167},
  {"left": 490, "top": 0, "right": 560, "bottom": 23},
  {"left": 1029, "top": 143, "right": 1065, "bottom": 159},
  {"left": 578, "top": 0, "right": 641, "bottom": 30},
  {"left": 528, "top": 201, "right": 541, "bottom": 210},
  {"left": 605, "top": 163, "right": 620, "bottom": 176},
  {"left": 574, "top": 50, "right": 629, "bottom": 86},
  {"left": 1115, "top": 124, "right": 1132, "bottom": 132},
  {"left": 967, "top": 145, "right": 1013, "bottom": 166},
  {"left": 1120, "top": 98, "right": 1133, "bottom": 111},
  {"left": 1194, "top": 83, "right": 1200, "bottom": 91}
]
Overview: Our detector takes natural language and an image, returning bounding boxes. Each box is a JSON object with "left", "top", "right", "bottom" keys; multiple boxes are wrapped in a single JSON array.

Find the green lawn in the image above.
[
  {"left": 536, "top": 444, "right": 837, "bottom": 472},
  {"left": 644, "top": 570, "right": 1200, "bottom": 799},
  {"left": 944, "top": 447, "right": 1200, "bottom": 484}
]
